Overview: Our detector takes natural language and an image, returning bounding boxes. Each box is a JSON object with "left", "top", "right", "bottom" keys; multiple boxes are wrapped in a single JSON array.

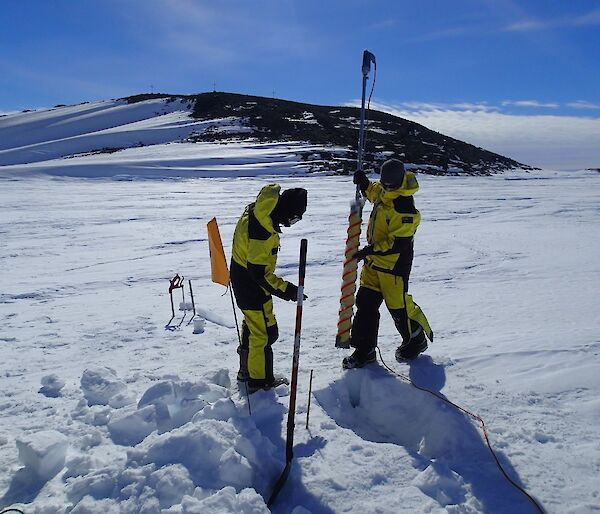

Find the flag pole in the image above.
[
  {"left": 207, "top": 217, "right": 250, "bottom": 413},
  {"left": 229, "top": 287, "right": 241, "bottom": 346}
]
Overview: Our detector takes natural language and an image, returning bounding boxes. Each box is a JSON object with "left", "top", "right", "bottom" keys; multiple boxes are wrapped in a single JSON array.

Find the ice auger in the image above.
[{"left": 335, "top": 49, "right": 376, "bottom": 348}]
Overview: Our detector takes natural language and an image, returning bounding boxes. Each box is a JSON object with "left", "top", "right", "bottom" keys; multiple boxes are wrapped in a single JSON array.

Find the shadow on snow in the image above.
[{"left": 314, "top": 357, "right": 538, "bottom": 513}]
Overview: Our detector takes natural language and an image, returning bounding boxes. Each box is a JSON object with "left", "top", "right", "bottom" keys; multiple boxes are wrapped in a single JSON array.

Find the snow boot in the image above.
[
  {"left": 395, "top": 328, "right": 428, "bottom": 362},
  {"left": 342, "top": 349, "right": 376, "bottom": 369},
  {"left": 237, "top": 345, "right": 249, "bottom": 382},
  {"left": 248, "top": 375, "right": 289, "bottom": 394}
]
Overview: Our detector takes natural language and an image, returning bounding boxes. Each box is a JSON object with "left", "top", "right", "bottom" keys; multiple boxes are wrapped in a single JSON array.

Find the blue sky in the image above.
[{"left": 1, "top": 0, "right": 599, "bottom": 169}]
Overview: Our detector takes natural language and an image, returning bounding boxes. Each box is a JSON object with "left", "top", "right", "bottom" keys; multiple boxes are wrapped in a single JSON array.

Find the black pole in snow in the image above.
[
  {"left": 356, "top": 49, "right": 376, "bottom": 201},
  {"left": 267, "top": 238, "right": 308, "bottom": 509}
]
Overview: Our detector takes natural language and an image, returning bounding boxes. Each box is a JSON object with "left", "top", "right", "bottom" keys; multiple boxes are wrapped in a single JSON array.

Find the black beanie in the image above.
[
  {"left": 380, "top": 159, "right": 405, "bottom": 188},
  {"left": 272, "top": 188, "right": 308, "bottom": 226}
]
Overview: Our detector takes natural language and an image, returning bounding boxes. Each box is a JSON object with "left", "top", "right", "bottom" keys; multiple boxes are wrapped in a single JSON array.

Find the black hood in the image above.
[{"left": 271, "top": 188, "right": 308, "bottom": 229}]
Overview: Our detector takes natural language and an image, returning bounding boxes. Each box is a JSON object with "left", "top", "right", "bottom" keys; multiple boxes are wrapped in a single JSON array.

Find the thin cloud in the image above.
[
  {"left": 504, "top": 7, "right": 600, "bottom": 32},
  {"left": 450, "top": 102, "right": 500, "bottom": 112},
  {"left": 502, "top": 100, "right": 559, "bottom": 108},
  {"left": 568, "top": 100, "right": 600, "bottom": 110},
  {"left": 129, "top": 0, "right": 326, "bottom": 63},
  {"left": 391, "top": 101, "right": 498, "bottom": 113},
  {"left": 366, "top": 100, "right": 600, "bottom": 170}
]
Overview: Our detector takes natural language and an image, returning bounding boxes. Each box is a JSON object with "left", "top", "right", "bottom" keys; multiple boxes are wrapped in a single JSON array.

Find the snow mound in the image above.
[
  {"left": 80, "top": 367, "right": 128, "bottom": 406},
  {"left": 16, "top": 430, "right": 68, "bottom": 480},
  {"left": 105, "top": 377, "right": 231, "bottom": 446},
  {"left": 63, "top": 377, "right": 279, "bottom": 513},
  {"left": 137, "top": 379, "right": 228, "bottom": 432},
  {"left": 209, "top": 368, "right": 232, "bottom": 390},
  {"left": 39, "top": 374, "right": 65, "bottom": 397},
  {"left": 174, "top": 486, "right": 270, "bottom": 513}
]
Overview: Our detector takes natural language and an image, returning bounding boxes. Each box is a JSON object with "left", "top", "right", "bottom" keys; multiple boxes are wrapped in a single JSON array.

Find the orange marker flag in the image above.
[{"left": 207, "top": 217, "right": 230, "bottom": 286}]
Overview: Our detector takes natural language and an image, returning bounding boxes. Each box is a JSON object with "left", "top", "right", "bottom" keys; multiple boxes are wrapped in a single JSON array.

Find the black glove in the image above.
[
  {"left": 353, "top": 170, "right": 369, "bottom": 191},
  {"left": 353, "top": 245, "right": 374, "bottom": 262},
  {"left": 282, "top": 283, "right": 308, "bottom": 302}
]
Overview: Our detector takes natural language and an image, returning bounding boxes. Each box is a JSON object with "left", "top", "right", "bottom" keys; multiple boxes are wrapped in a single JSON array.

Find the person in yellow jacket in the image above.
[
  {"left": 343, "top": 159, "right": 433, "bottom": 369},
  {"left": 231, "top": 183, "right": 308, "bottom": 392}
]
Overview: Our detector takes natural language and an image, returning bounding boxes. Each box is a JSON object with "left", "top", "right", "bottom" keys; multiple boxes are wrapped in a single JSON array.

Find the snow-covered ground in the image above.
[
  {"left": 1, "top": 102, "right": 599, "bottom": 513},
  {"left": 1, "top": 165, "right": 599, "bottom": 513}
]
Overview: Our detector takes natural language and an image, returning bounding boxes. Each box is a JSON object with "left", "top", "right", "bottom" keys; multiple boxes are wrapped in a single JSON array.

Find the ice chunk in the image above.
[
  {"left": 192, "top": 398, "right": 237, "bottom": 422},
  {"left": 91, "top": 406, "right": 111, "bottom": 426},
  {"left": 16, "top": 430, "right": 68, "bottom": 480},
  {"left": 137, "top": 380, "right": 208, "bottom": 433},
  {"left": 108, "top": 391, "right": 136, "bottom": 409},
  {"left": 80, "top": 430, "right": 103, "bottom": 450},
  {"left": 218, "top": 447, "right": 253, "bottom": 488},
  {"left": 209, "top": 368, "right": 231, "bottom": 389},
  {"left": 107, "top": 405, "right": 156, "bottom": 446},
  {"left": 138, "top": 380, "right": 178, "bottom": 409},
  {"left": 148, "top": 464, "right": 195, "bottom": 508},
  {"left": 39, "top": 374, "right": 65, "bottom": 397},
  {"left": 178, "top": 486, "right": 269, "bottom": 513},
  {"left": 64, "top": 454, "right": 101, "bottom": 479},
  {"left": 81, "top": 367, "right": 127, "bottom": 406},
  {"left": 66, "top": 469, "right": 118, "bottom": 505},
  {"left": 69, "top": 495, "right": 120, "bottom": 513}
]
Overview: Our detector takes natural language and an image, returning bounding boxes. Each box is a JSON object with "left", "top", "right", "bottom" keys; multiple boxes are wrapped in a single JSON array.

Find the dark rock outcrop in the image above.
[{"left": 123, "top": 91, "right": 534, "bottom": 175}]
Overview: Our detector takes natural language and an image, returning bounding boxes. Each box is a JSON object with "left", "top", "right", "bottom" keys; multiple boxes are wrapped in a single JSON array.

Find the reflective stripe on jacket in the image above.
[
  {"left": 364, "top": 171, "right": 421, "bottom": 276},
  {"left": 231, "top": 183, "right": 289, "bottom": 298}
]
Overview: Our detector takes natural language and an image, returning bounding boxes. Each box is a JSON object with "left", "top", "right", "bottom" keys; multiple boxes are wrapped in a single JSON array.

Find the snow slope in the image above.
[
  {"left": 1, "top": 163, "right": 599, "bottom": 513},
  {"left": 0, "top": 98, "right": 341, "bottom": 179},
  {"left": 0, "top": 99, "right": 200, "bottom": 166}
]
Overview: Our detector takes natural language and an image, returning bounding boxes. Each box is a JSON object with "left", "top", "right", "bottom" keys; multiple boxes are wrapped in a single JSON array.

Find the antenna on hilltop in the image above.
[
  {"left": 272, "top": 89, "right": 276, "bottom": 99},
  {"left": 150, "top": 84, "right": 154, "bottom": 94},
  {"left": 213, "top": 81, "right": 216, "bottom": 92}
]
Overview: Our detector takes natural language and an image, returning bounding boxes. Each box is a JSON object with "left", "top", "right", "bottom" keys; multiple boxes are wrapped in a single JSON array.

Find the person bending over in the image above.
[{"left": 231, "top": 183, "right": 308, "bottom": 392}]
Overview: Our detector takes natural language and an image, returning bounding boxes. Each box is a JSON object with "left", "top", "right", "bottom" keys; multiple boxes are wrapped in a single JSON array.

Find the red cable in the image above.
[{"left": 375, "top": 347, "right": 545, "bottom": 514}]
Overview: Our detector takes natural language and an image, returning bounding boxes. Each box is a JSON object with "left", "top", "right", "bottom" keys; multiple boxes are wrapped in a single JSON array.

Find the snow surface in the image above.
[{"left": 1, "top": 102, "right": 599, "bottom": 513}]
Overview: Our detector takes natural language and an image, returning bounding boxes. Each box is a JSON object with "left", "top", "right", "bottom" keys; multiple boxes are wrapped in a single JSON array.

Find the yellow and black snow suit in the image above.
[
  {"left": 230, "top": 184, "right": 295, "bottom": 388},
  {"left": 351, "top": 171, "right": 433, "bottom": 356}
]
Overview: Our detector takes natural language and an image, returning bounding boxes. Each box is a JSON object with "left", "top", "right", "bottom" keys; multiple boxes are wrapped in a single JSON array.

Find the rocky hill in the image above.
[{"left": 125, "top": 92, "right": 532, "bottom": 175}]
